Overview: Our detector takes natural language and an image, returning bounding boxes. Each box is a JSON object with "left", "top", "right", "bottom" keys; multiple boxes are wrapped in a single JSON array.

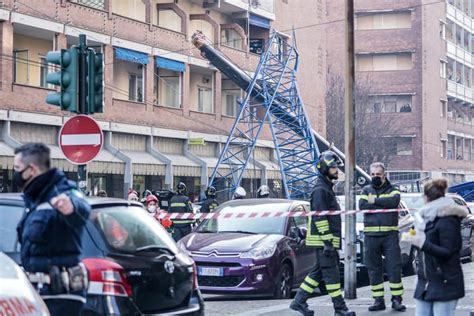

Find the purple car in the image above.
[{"left": 177, "top": 199, "right": 316, "bottom": 298}]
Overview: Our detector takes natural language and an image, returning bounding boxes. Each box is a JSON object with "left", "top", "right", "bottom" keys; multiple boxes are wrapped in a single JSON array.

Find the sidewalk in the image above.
[{"left": 235, "top": 262, "right": 474, "bottom": 316}]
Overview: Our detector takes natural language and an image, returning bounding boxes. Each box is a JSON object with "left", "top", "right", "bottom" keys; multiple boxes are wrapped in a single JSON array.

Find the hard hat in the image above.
[
  {"left": 177, "top": 182, "right": 187, "bottom": 194},
  {"left": 257, "top": 185, "right": 270, "bottom": 198},
  {"left": 145, "top": 194, "right": 158, "bottom": 205},
  {"left": 233, "top": 186, "right": 246, "bottom": 199},
  {"left": 205, "top": 186, "right": 217, "bottom": 198},
  {"left": 317, "top": 150, "right": 343, "bottom": 176}
]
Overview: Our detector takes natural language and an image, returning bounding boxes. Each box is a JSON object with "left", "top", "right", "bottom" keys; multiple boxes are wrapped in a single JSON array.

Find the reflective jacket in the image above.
[
  {"left": 306, "top": 175, "right": 342, "bottom": 249},
  {"left": 200, "top": 198, "right": 219, "bottom": 213},
  {"left": 359, "top": 180, "right": 400, "bottom": 236},
  {"left": 169, "top": 194, "right": 194, "bottom": 225}
]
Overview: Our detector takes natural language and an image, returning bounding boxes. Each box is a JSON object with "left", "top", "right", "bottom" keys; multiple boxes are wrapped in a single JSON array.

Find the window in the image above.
[
  {"left": 396, "top": 138, "right": 413, "bottom": 155},
  {"left": 221, "top": 28, "right": 243, "bottom": 50},
  {"left": 222, "top": 91, "right": 240, "bottom": 116},
  {"left": 439, "top": 21, "right": 446, "bottom": 40},
  {"left": 440, "top": 60, "right": 447, "bottom": 78},
  {"left": 155, "top": 69, "right": 181, "bottom": 108},
  {"left": 157, "top": 9, "right": 182, "bottom": 33},
  {"left": 198, "top": 87, "right": 213, "bottom": 113},
  {"left": 73, "top": 0, "right": 105, "bottom": 10},
  {"left": 112, "top": 0, "right": 146, "bottom": 21},
  {"left": 369, "top": 95, "right": 412, "bottom": 113},
  {"left": 13, "top": 50, "right": 29, "bottom": 85},
  {"left": 355, "top": 11, "right": 411, "bottom": 30},
  {"left": 356, "top": 53, "right": 412, "bottom": 71},
  {"left": 441, "top": 140, "right": 447, "bottom": 158},
  {"left": 39, "top": 56, "right": 54, "bottom": 89},
  {"left": 129, "top": 74, "right": 143, "bottom": 102},
  {"left": 440, "top": 100, "right": 447, "bottom": 118},
  {"left": 383, "top": 101, "right": 397, "bottom": 113}
]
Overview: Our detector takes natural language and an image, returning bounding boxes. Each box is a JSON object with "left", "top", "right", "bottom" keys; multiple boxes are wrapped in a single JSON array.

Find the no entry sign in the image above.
[{"left": 59, "top": 115, "right": 103, "bottom": 165}]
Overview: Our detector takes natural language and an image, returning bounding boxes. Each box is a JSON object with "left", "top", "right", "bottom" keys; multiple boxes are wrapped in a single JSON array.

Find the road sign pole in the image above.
[{"left": 78, "top": 34, "right": 88, "bottom": 192}]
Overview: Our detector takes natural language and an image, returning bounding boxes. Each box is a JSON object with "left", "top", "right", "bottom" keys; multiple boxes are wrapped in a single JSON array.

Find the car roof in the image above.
[
  {"left": 0, "top": 193, "right": 143, "bottom": 208},
  {"left": 216, "top": 198, "right": 308, "bottom": 210}
]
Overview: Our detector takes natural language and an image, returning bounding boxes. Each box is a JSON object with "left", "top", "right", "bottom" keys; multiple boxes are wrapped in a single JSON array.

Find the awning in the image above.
[
  {"left": 249, "top": 14, "right": 271, "bottom": 29},
  {"left": 258, "top": 160, "right": 281, "bottom": 179},
  {"left": 114, "top": 47, "right": 149, "bottom": 64},
  {"left": 122, "top": 150, "right": 166, "bottom": 175},
  {"left": 165, "top": 154, "right": 201, "bottom": 177},
  {"left": 89, "top": 149, "right": 125, "bottom": 174},
  {"left": 155, "top": 57, "right": 185, "bottom": 72},
  {"left": 197, "top": 156, "right": 262, "bottom": 179},
  {"left": 49, "top": 146, "right": 77, "bottom": 172}
]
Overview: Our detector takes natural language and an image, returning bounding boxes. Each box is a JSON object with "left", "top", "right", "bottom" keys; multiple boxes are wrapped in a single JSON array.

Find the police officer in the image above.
[
  {"left": 257, "top": 184, "right": 270, "bottom": 198},
  {"left": 290, "top": 151, "right": 355, "bottom": 316},
  {"left": 200, "top": 186, "right": 219, "bottom": 213},
  {"left": 14, "top": 143, "right": 91, "bottom": 316},
  {"left": 359, "top": 162, "right": 405, "bottom": 312},
  {"left": 168, "top": 182, "right": 194, "bottom": 241}
]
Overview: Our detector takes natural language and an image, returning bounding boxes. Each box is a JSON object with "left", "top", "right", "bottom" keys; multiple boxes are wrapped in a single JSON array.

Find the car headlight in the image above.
[{"left": 240, "top": 245, "right": 277, "bottom": 259}]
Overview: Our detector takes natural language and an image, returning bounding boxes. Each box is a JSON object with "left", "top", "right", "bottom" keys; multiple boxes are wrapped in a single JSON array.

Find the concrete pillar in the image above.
[
  {"left": 214, "top": 71, "right": 222, "bottom": 120},
  {"left": 103, "top": 45, "right": 114, "bottom": 115},
  {"left": 182, "top": 63, "right": 191, "bottom": 116},
  {"left": 145, "top": 55, "right": 155, "bottom": 109},
  {"left": 147, "top": 135, "right": 173, "bottom": 190},
  {"left": 0, "top": 22, "right": 14, "bottom": 91},
  {"left": 104, "top": 131, "right": 133, "bottom": 198},
  {"left": 55, "top": 33, "right": 67, "bottom": 50}
]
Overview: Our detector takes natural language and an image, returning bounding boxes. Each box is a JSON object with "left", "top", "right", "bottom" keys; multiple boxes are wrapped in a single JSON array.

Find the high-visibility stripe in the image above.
[
  {"left": 360, "top": 195, "right": 368, "bottom": 201},
  {"left": 321, "top": 234, "right": 334, "bottom": 240},
  {"left": 391, "top": 289, "right": 404, "bottom": 296},
  {"left": 304, "top": 276, "right": 319, "bottom": 287},
  {"left": 173, "top": 220, "right": 194, "bottom": 224},
  {"left": 328, "top": 289, "right": 342, "bottom": 297},
  {"left": 389, "top": 282, "right": 403, "bottom": 288},
  {"left": 364, "top": 226, "right": 399, "bottom": 232},
  {"left": 371, "top": 283, "right": 384, "bottom": 290},
  {"left": 300, "top": 283, "right": 314, "bottom": 293},
  {"left": 171, "top": 203, "right": 186, "bottom": 207},
  {"left": 372, "top": 291, "right": 385, "bottom": 298},
  {"left": 326, "top": 283, "right": 341, "bottom": 290}
]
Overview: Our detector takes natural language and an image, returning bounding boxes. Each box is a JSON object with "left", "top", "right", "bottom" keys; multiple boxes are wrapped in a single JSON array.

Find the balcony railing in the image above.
[
  {"left": 447, "top": 79, "right": 474, "bottom": 103},
  {"left": 446, "top": 41, "right": 472, "bottom": 66}
]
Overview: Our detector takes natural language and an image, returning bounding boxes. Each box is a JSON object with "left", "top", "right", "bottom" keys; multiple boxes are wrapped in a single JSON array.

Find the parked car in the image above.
[
  {"left": 401, "top": 192, "right": 474, "bottom": 262},
  {"left": 178, "top": 199, "right": 313, "bottom": 299},
  {"left": 337, "top": 196, "right": 415, "bottom": 275},
  {"left": 0, "top": 252, "right": 50, "bottom": 316},
  {"left": 0, "top": 194, "right": 204, "bottom": 316}
]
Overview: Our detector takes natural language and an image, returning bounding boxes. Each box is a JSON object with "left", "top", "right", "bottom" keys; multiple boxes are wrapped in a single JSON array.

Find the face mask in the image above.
[
  {"left": 148, "top": 205, "right": 157, "bottom": 213},
  {"left": 13, "top": 166, "right": 31, "bottom": 190},
  {"left": 371, "top": 176, "right": 383, "bottom": 187}
]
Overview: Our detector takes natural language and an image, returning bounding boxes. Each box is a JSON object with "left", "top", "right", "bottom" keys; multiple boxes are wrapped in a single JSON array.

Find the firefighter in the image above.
[
  {"left": 257, "top": 184, "right": 270, "bottom": 198},
  {"left": 290, "top": 151, "right": 355, "bottom": 316},
  {"left": 168, "top": 182, "right": 194, "bottom": 241},
  {"left": 200, "top": 186, "right": 219, "bottom": 213},
  {"left": 359, "top": 162, "right": 405, "bottom": 312},
  {"left": 233, "top": 186, "right": 246, "bottom": 199},
  {"left": 145, "top": 194, "right": 159, "bottom": 215}
]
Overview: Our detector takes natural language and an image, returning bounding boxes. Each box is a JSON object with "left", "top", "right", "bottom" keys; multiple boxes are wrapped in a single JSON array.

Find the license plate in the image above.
[{"left": 198, "top": 267, "right": 223, "bottom": 276}]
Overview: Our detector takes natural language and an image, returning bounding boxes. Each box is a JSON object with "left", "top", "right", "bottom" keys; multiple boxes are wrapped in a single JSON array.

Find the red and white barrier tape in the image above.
[{"left": 155, "top": 207, "right": 406, "bottom": 220}]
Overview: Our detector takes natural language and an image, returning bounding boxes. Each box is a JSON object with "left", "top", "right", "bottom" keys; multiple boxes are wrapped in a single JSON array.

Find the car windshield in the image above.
[
  {"left": 197, "top": 203, "right": 288, "bottom": 235},
  {"left": 92, "top": 205, "right": 178, "bottom": 254},
  {"left": 401, "top": 194, "right": 425, "bottom": 210},
  {"left": 0, "top": 204, "right": 24, "bottom": 252}
]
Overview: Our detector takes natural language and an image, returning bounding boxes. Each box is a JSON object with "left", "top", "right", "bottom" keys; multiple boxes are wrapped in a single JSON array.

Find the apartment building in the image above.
[
  {"left": 0, "top": 0, "right": 305, "bottom": 198},
  {"left": 327, "top": 0, "right": 474, "bottom": 186}
]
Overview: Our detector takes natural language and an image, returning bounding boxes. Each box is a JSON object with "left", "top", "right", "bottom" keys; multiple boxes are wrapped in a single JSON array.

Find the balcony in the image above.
[
  {"left": 448, "top": 118, "right": 474, "bottom": 135},
  {"left": 446, "top": 41, "right": 472, "bottom": 67},
  {"left": 447, "top": 79, "right": 474, "bottom": 103},
  {"left": 447, "top": 3, "right": 473, "bottom": 32},
  {"left": 192, "top": 0, "right": 275, "bottom": 20}
]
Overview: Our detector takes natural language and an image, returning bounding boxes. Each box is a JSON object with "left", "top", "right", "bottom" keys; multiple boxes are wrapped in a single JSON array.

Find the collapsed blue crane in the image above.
[{"left": 192, "top": 31, "right": 370, "bottom": 200}]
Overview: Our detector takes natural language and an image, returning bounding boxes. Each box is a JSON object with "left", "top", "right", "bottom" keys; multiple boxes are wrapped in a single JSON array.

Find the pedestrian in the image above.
[
  {"left": 233, "top": 186, "right": 246, "bottom": 199},
  {"left": 359, "top": 162, "right": 406, "bottom": 312},
  {"left": 257, "top": 184, "right": 270, "bottom": 198},
  {"left": 290, "top": 151, "right": 355, "bottom": 316},
  {"left": 168, "top": 182, "right": 194, "bottom": 241},
  {"left": 127, "top": 189, "right": 139, "bottom": 202},
  {"left": 14, "top": 143, "right": 91, "bottom": 316},
  {"left": 97, "top": 189, "right": 107, "bottom": 197},
  {"left": 401, "top": 178, "right": 467, "bottom": 316},
  {"left": 145, "top": 194, "right": 159, "bottom": 215},
  {"left": 200, "top": 186, "right": 219, "bottom": 213}
]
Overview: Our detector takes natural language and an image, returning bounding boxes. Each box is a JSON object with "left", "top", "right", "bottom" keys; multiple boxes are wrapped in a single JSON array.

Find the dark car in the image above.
[
  {"left": 178, "top": 199, "right": 314, "bottom": 299},
  {"left": 0, "top": 194, "right": 204, "bottom": 315}
]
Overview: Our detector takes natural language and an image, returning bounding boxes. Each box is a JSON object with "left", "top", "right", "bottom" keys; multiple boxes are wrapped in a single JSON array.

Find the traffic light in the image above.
[
  {"left": 87, "top": 49, "right": 104, "bottom": 114},
  {"left": 45, "top": 48, "right": 79, "bottom": 112}
]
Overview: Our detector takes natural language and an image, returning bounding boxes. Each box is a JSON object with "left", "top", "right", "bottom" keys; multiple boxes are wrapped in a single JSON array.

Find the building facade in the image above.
[
  {"left": 0, "top": 0, "right": 303, "bottom": 199},
  {"left": 328, "top": 0, "right": 474, "bottom": 186}
]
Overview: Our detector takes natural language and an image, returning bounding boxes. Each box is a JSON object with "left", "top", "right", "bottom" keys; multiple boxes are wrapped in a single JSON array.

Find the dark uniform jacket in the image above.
[
  {"left": 306, "top": 175, "right": 342, "bottom": 249},
  {"left": 16, "top": 168, "right": 91, "bottom": 274},
  {"left": 200, "top": 198, "right": 219, "bottom": 213},
  {"left": 169, "top": 194, "right": 194, "bottom": 225},
  {"left": 359, "top": 179, "right": 400, "bottom": 236},
  {"left": 415, "top": 204, "right": 467, "bottom": 302}
]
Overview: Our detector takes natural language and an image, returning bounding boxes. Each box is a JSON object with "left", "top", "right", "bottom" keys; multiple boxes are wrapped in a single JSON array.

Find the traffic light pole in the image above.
[{"left": 77, "top": 34, "right": 88, "bottom": 193}]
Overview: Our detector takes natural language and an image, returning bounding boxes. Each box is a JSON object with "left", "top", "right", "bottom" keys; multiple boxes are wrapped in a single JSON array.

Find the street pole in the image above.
[
  {"left": 77, "top": 34, "right": 88, "bottom": 193},
  {"left": 344, "top": 0, "right": 357, "bottom": 299}
]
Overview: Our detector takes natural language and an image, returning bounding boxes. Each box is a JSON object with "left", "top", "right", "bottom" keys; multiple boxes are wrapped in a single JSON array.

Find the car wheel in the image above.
[{"left": 274, "top": 263, "right": 293, "bottom": 299}]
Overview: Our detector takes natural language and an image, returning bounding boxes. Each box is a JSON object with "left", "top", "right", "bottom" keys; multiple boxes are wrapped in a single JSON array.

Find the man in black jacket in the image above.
[
  {"left": 15, "top": 143, "right": 90, "bottom": 316},
  {"left": 290, "top": 151, "right": 355, "bottom": 316},
  {"left": 169, "top": 182, "right": 194, "bottom": 241},
  {"left": 359, "top": 162, "right": 405, "bottom": 312},
  {"left": 200, "top": 186, "right": 219, "bottom": 213}
]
